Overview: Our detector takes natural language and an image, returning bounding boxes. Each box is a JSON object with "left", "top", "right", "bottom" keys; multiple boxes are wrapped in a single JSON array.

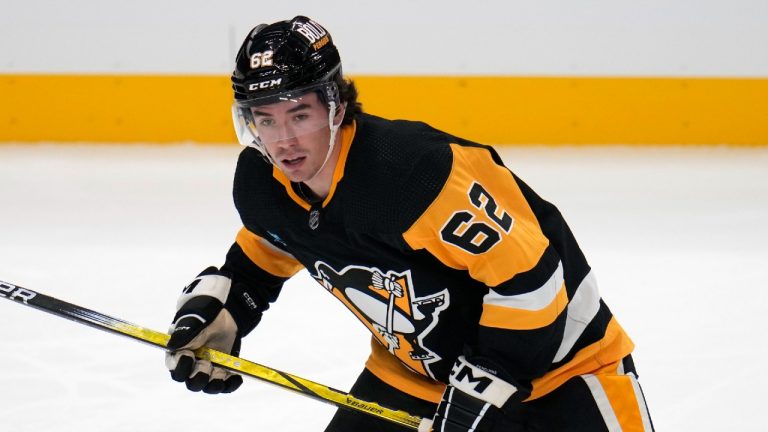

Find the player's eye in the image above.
[{"left": 257, "top": 118, "right": 275, "bottom": 127}]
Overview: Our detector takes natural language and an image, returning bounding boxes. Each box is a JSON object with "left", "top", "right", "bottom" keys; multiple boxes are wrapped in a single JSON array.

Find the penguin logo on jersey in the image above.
[{"left": 312, "top": 261, "right": 449, "bottom": 379}]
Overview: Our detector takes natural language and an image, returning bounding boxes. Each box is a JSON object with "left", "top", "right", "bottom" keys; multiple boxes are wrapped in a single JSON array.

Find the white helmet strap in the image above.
[{"left": 305, "top": 100, "right": 343, "bottom": 183}]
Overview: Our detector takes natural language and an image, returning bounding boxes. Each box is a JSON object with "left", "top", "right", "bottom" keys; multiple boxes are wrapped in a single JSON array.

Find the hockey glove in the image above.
[
  {"left": 166, "top": 267, "right": 244, "bottom": 394},
  {"left": 420, "top": 356, "right": 523, "bottom": 432}
]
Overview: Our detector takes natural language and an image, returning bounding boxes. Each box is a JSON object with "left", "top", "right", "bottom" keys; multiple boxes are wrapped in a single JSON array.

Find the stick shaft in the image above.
[{"left": 0, "top": 279, "right": 421, "bottom": 429}]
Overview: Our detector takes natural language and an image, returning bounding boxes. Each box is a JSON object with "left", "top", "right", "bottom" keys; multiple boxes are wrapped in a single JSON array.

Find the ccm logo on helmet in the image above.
[{"left": 249, "top": 78, "right": 283, "bottom": 91}]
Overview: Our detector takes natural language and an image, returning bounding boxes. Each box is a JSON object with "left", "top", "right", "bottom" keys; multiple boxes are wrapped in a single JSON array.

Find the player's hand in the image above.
[
  {"left": 165, "top": 267, "right": 243, "bottom": 394},
  {"left": 420, "top": 356, "right": 522, "bottom": 431}
]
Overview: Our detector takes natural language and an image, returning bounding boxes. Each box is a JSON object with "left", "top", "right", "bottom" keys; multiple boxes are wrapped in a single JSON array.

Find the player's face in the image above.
[{"left": 251, "top": 92, "right": 335, "bottom": 183}]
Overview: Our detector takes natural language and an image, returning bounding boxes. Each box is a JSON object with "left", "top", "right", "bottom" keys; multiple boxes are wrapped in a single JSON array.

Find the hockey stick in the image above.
[{"left": 0, "top": 279, "right": 422, "bottom": 430}]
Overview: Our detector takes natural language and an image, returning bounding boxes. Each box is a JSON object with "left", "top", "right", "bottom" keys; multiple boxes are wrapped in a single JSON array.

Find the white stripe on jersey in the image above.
[
  {"left": 582, "top": 374, "right": 622, "bottom": 431},
  {"left": 482, "top": 261, "right": 564, "bottom": 310},
  {"left": 553, "top": 270, "right": 601, "bottom": 362}
]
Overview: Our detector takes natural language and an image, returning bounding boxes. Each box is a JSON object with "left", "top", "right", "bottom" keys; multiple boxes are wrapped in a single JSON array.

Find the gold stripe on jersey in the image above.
[
  {"left": 403, "top": 143, "right": 550, "bottom": 288},
  {"left": 587, "top": 373, "right": 652, "bottom": 431},
  {"left": 321, "top": 121, "right": 356, "bottom": 208},
  {"left": 527, "top": 317, "right": 635, "bottom": 401},
  {"left": 480, "top": 261, "right": 567, "bottom": 330},
  {"left": 271, "top": 121, "right": 357, "bottom": 210},
  {"left": 235, "top": 227, "right": 304, "bottom": 278},
  {"left": 365, "top": 337, "right": 446, "bottom": 404},
  {"left": 272, "top": 169, "right": 312, "bottom": 211},
  {"left": 480, "top": 281, "right": 568, "bottom": 330}
]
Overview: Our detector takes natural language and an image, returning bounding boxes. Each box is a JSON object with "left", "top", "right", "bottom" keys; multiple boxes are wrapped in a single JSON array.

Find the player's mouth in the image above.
[{"left": 282, "top": 156, "right": 306, "bottom": 169}]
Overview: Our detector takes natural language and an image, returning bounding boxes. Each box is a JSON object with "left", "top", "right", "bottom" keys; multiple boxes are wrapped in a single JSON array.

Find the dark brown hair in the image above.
[{"left": 337, "top": 77, "right": 363, "bottom": 125}]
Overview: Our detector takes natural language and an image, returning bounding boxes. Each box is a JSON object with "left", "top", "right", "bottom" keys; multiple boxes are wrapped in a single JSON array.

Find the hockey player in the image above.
[{"left": 164, "top": 16, "right": 654, "bottom": 431}]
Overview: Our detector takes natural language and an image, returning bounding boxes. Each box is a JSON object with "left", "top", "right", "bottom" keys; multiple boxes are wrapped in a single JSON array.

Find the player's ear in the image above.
[{"left": 333, "top": 102, "right": 346, "bottom": 126}]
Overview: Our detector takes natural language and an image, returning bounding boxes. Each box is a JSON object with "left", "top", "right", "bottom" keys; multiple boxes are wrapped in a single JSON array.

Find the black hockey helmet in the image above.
[
  {"left": 231, "top": 16, "right": 342, "bottom": 104},
  {"left": 230, "top": 16, "right": 345, "bottom": 166}
]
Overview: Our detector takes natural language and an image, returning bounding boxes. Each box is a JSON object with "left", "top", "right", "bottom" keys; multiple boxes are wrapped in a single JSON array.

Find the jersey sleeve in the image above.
[
  {"left": 233, "top": 227, "right": 305, "bottom": 279},
  {"left": 220, "top": 227, "right": 305, "bottom": 335},
  {"left": 402, "top": 143, "right": 567, "bottom": 396}
]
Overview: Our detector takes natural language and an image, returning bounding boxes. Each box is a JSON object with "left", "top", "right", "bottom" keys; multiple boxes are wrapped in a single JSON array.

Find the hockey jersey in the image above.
[{"left": 222, "top": 112, "right": 634, "bottom": 404}]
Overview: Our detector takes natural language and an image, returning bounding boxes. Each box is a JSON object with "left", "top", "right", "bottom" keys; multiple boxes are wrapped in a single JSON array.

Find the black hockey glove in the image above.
[
  {"left": 165, "top": 267, "right": 251, "bottom": 394},
  {"left": 420, "top": 356, "right": 524, "bottom": 432}
]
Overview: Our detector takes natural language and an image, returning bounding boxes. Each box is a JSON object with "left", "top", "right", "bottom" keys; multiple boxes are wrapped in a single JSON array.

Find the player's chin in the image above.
[{"left": 279, "top": 166, "right": 310, "bottom": 183}]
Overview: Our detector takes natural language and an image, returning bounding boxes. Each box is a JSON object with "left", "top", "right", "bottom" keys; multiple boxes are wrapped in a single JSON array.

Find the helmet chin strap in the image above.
[{"left": 305, "top": 101, "right": 343, "bottom": 183}]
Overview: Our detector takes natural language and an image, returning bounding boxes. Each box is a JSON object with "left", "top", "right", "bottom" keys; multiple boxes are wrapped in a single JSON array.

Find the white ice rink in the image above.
[{"left": 1, "top": 143, "right": 766, "bottom": 431}]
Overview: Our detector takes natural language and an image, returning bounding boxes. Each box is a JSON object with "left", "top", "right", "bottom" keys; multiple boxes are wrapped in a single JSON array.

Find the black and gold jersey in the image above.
[{"left": 223, "top": 112, "right": 634, "bottom": 403}]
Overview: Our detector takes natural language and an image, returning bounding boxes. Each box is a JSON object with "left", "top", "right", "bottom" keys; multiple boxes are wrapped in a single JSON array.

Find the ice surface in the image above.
[{"left": 1, "top": 143, "right": 766, "bottom": 431}]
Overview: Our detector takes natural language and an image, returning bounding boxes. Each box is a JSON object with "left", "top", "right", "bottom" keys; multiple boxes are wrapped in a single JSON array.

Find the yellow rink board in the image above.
[{"left": 1, "top": 74, "right": 767, "bottom": 145}]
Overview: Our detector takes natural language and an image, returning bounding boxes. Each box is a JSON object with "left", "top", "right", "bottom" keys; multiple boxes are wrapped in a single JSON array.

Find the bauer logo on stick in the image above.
[{"left": 0, "top": 281, "right": 37, "bottom": 304}]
